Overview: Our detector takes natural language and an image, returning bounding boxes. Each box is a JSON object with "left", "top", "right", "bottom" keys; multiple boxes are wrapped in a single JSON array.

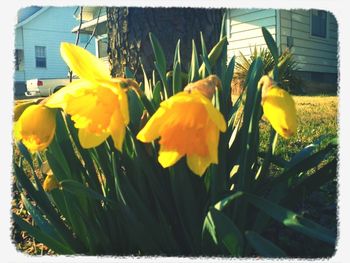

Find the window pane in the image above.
[
  {"left": 97, "top": 37, "right": 108, "bottom": 58},
  {"left": 15, "top": 49, "right": 24, "bottom": 71},
  {"left": 311, "top": 10, "right": 327, "bottom": 38},
  {"left": 36, "top": 57, "right": 46, "bottom": 68},
  {"left": 35, "top": 46, "right": 46, "bottom": 68}
]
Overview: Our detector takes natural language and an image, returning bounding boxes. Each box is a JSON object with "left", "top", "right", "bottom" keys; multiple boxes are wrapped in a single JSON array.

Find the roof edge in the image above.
[{"left": 16, "top": 7, "right": 50, "bottom": 28}]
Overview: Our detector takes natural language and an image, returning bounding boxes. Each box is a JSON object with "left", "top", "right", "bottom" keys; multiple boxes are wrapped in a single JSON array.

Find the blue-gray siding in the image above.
[
  {"left": 15, "top": 7, "right": 96, "bottom": 82},
  {"left": 226, "top": 8, "right": 338, "bottom": 74}
]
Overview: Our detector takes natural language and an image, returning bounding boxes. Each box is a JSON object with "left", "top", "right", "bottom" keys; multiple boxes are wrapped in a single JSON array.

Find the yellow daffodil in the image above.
[
  {"left": 137, "top": 77, "right": 226, "bottom": 176},
  {"left": 45, "top": 43, "right": 136, "bottom": 151},
  {"left": 43, "top": 171, "right": 59, "bottom": 192},
  {"left": 259, "top": 76, "right": 297, "bottom": 138},
  {"left": 14, "top": 104, "right": 56, "bottom": 152}
]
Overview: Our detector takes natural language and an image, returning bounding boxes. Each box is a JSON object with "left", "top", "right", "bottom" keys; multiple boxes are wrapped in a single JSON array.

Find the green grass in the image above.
[{"left": 260, "top": 95, "right": 338, "bottom": 161}]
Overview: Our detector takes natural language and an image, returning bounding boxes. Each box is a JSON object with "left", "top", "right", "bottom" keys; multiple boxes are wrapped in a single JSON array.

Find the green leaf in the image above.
[
  {"left": 152, "top": 81, "right": 162, "bottom": 108},
  {"left": 173, "top": 39, "right": 181, "bottom": 67},
  {"left": 16, "top": 141, "right": 34, "bottom": 169},
  {"left": 141, "top": 62, "right": 153, "bottom": 100},
  {"left": 20, "top": 193, "right": 63, "bottom": 242},
  {"left": 244, "top": 192, "right": 336, "bottom": 245},
  {"left": 198, "top": 36, "right": 227, "bottom": 77},
  {"left": 214, "top": 191, "right": 244, "bottom": 211},
  {"left": 262, "top": 27, "right": 279, "bottom": 62},
  {"left": 154, "top": 61, "right": 169, "bottom": 98},
  {"left": 13, "top": 213, "right": 75, "bottom": 254},
  {"left": 60, "top": 179, "right": 114, "bottom": 204},
  {"left": 220, "top": 11, "right": 227, "bottom": 40},
  {"left": 188, "top": 40, "right": 199, "bottom": 83},
  {"left": 149, "top": 32, "right": 166, "bottom": 76},
  {"left": 127, "top": 86, "right": 144, "bottom": 129},
  {"left": 202, "top": 207, "right": 244, "bottom": 256},
  {"left": 245, "top": 231, "right": 287, "bottom": 257},
  {"left": 172, "top": 62, "right": 182, "bottom": 94},
  {"left": 200, "top": 54, "right": 212, "bottom": 78}
]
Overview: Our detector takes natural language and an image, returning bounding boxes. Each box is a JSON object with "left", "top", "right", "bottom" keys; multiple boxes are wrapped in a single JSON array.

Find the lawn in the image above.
[{"left": 260, "top": 95, "right": 338, "bottom": 160}]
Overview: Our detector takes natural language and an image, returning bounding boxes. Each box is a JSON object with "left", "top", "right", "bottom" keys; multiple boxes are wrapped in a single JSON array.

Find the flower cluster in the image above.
[{"left": 14, "top": 43, "right": 297, "bottom": 176}]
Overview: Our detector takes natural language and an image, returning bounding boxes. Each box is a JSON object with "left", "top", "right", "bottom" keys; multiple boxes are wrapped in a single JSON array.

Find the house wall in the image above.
[
  {"left": 15, "top": 7, "right": 96, "bottom": 85},
  {"left": 227, "top": 9, "right": 277, "bottom": 61},
  {"left": 227, "top": 8, "right": 338, "bottom": 93},
  {"left": 279, "top": 9, "right": 338, "bottom": 74}
]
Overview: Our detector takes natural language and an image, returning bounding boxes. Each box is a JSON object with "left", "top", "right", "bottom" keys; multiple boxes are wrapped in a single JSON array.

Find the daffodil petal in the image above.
[
  {"left": 136, "top": 107, "right": 167, "bottom": 142},
  {"left": 60, "top": 42, "right": 111, "bottom": 82},
  {"left": 165, "top": 91, "right": 226, "bottom": 132},
  {"left": 78, "top": 128, "right": 109, "bottom": 148},
  {"left": 158, "top": 147, "right": 183, "bottom": 168},
  {"left": 206, "top": 122, "right": 220, "bottom": 164},
  {"left": 118, "top": 88, "right": 129, "bottom": 125},
  {"left": 263, "top": 87, "right": 297, "bottom": 138},
  {"left": 15, "top": 105, "right": 56, "bottom": 152},
  {"left": 109, "top": 109, "right": 126, "bottom": 152},
  {"left": 160, "top": 91, "right": 192, "bottom": 108},
  {"left": 186, "top": 154, "right": 211, "bottom": 176},
  {"left": 45, "top": 80, "right": 93, "bottom": 109},
  {"left": 200, "top": 96, "right": 227, "bottom": 132}
]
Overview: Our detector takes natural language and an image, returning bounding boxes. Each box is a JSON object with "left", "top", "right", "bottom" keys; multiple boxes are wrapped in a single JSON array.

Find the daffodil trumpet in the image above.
[
  {"left": 14, "top": 104, "right": 57, "bottom": 152},
  {"left": 137, "top": 75, "right": 226, "bottom": 176}
]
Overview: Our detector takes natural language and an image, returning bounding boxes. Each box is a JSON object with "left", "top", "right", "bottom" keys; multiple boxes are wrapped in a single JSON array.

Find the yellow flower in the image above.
[
  {"left": 137, "top": 90, "right": 226, "bottom": 176},
  {"left": 43, "top": 171, "right": 59, "bottom": 192},
  {"left": 14, "top": 104, "right": 56, "bottom": 152},
  {"left": 45, "top": 43, "right": 134, "bottom": 151},
  {"left": 262, "top": 85, "right": 297, "bottom": 138}
]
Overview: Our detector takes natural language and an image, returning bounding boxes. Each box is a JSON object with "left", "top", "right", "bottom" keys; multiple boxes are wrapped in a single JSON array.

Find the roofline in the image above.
[
  {"left": 16, "top": 7, "right": 50, "bottom": 28},
  {"left": 71, "top": 14, "right": 107, "bottom": 33}
]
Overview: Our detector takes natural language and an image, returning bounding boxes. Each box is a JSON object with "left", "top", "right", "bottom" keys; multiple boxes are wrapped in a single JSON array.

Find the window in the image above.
[
  {"left": 97, "top": 36, "right": 108, "bottom": 58},
  {"left": 15, "top": 49, "right": 24, "bottom": 71},
  {"left": 79, "top": 34, "right": 90, "bottom": 44},
  {"left": 311, "top": 10, "right": 327, "bottom": 38},
  {"left": 35, "top": 46, "right": 46, "bottom": 68}
]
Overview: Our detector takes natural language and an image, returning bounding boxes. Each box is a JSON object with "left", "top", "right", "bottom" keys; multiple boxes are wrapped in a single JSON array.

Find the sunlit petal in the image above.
[
  {"left": 60, "top": 42, "right": 110, "bottom": 82},
  {"left": 263, "top": 87, "right": 297, "bottom": 138},
  {"left": 158, "top": 146, "right": 184, "bottom": 168},
  {"left": 137, "top": 107, "right": 167, "bottom": 142},
  {"left": 45, "top": 80, "right": 93, "bottom": 110},
  {"left": 78, "top": 128, "right": 109, "bottom": 148},
  {"left": 14, "top": 105, "right": 56, "bottom": 152},
  {"left": 109, "top": 109, "right": 126, "bottom": 151},
  {"left": 186, "top": 154, "right": 212, "bottom": 176}
]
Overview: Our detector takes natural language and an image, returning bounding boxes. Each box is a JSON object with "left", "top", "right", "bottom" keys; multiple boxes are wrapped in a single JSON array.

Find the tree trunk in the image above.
[{"left": 107, "top": 7, "right": 223, "bottom": 79}]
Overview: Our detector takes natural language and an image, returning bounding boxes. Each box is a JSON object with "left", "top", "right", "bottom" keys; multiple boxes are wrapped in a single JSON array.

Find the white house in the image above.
[
  {"left": 226, "top": 9, "right": 338, "bottom": 92},
  {"left": 14, "top": 6, "right": 96, "bottom": 96}
]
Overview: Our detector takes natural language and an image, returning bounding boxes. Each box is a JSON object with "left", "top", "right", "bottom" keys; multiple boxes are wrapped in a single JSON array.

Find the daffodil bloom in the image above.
[
  {"left": 260, "top": 77, "right": 297, "bottom": 138},
  {"left": 137, "top": 90, "right": 226, "bottom": 176},
  {"left": 43, "top": 171, "right": 59, "bottom": 192},
  {"left": 14, "top": 104, "right": 56, "bottom": 152},
  {"left": 45, "top": 43, "right": 135, "bottom": 151}
]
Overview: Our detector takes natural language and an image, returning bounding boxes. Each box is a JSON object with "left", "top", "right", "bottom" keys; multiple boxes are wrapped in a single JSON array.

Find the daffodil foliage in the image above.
[{"left": 13, "top": 25, "right": 337, "bottom": 257}]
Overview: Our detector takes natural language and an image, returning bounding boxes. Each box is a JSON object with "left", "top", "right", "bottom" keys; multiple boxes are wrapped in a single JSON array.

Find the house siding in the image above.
[
  {"left": 15, "top": 7, "right": 96, "bottom": 83},
  {"left": 279, "top": 9, "right": 338, "bottom": 74},
  {"left": 227, "top": 9, "right": 277, "bottom": 61}
]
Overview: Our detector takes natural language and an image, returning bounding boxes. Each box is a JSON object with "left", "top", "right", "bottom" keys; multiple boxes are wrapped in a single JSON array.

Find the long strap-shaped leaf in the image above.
[
  {"left": 13, "top": 213, "right": 74, "bottom": 254},
  {"left": 245, "top": 231, "right": 287, "bottom": 257}
]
